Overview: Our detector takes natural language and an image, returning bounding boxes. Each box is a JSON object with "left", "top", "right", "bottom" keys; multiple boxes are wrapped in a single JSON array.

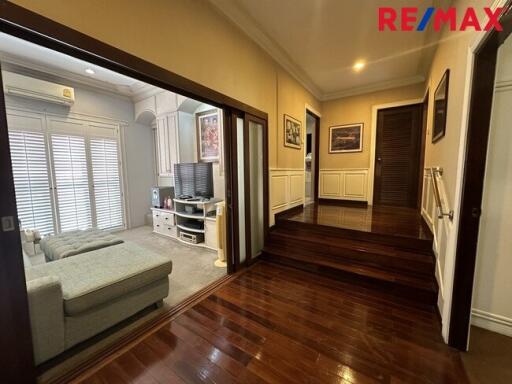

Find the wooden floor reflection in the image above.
[
  {"left": 80, "top": 262, "right": 468, "bottom": 384},
  {"left": 282, "top": 203, "right": 433, "bottom": 241}
]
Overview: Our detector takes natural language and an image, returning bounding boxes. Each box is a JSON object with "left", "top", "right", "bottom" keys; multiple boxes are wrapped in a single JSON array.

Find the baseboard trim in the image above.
[
  {"left": 471, "top": 309, "right": 512, "bottom": 337},
  {"left": 318, "top": 198, "right": 368, "bottom": 207},
  {"left": 45, "top": 265, "right": 253, "bottom": 384}
]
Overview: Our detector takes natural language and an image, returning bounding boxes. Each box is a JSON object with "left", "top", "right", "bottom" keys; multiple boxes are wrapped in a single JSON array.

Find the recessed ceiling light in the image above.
[
  {"left": 353, "top": 61, "right": 366, "bottom": 72},
  {"left": 85, "top": 68, "right": 95, "bottom": 75}
]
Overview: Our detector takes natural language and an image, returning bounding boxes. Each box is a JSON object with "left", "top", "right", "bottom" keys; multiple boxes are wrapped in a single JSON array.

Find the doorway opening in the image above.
[
  {"left": 305, "top": 109, "right": 320, "bottom": 204},
  {"left": 449, "top": 7, "right": 512, "bottom": 383},
  {"left": 448, "top": 6, "right": 512, "bottom": 354},
  {"left": 0, "top": 8, "right": 269, "bottom": 383}
]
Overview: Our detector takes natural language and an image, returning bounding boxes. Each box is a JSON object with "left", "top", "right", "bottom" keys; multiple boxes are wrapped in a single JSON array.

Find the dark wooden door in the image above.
[{"left": 374, "top": 104, "right": 423, "bottom": 208}]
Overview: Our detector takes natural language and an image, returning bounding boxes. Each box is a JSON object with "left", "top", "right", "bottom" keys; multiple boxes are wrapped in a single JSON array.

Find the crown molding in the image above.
[
  {"left": 321, "top": 75, "right": 426, "bottom": 101},
  {"left": 208, "top": 0, "right": 322, "bottom": 100},
  {"left": 0, "top": 52, "right": 162, "bottom": 102}
]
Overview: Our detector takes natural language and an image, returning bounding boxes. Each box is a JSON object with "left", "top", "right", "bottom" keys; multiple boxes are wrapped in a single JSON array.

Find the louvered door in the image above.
[
  {"left": 374, "top": 104, "right": 422, "bottom": 207},
  {"left": 90, "top": 137, "right": 123, "bottom": 229},
  {"left": 50, "top": 133, "right": 93, "bottom": 232},
  {"left": 8, "top": 128, "right": 55, "bottom": 235}
]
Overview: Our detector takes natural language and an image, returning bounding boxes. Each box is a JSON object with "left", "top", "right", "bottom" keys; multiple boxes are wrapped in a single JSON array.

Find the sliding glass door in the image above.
[
  {"left": 247, "top": 118, "right": 266, "bottom": 261},
  {"left": 229, "top": 112, "right": 268, "bottom": 269}
]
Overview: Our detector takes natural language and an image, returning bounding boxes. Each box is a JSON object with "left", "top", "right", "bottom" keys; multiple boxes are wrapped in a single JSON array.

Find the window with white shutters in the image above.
[
  {"left": 90, "top": 138, "right": 123, "bottom": 229},
  {"left": 8, "top": 130, "right": 55, "bottom": 235},
  {"left": 51, "top": 134, "right": 93, "bottom": 232}
]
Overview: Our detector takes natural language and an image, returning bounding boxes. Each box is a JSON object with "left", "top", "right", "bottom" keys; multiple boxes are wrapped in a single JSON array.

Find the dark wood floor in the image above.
[
  {"left": 284, "top": 203, "right": 433, "bottom": 241},
  {"left": 79, "top": 262, "right": 468, "bottom": 384}
]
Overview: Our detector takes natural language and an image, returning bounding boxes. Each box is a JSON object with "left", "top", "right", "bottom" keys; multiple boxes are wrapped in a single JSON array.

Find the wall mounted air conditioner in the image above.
[{"left": 2, "top": 71, "right": 75, "bottom": 106}]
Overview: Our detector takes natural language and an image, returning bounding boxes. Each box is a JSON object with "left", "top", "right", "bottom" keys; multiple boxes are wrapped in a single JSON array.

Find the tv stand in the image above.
[{"left": 151, "top": 197, "right": 222, "bottom": 250}]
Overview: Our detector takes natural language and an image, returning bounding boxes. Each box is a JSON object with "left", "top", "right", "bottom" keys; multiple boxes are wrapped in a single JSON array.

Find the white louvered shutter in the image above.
[
  {"left": 8, "top": 130, "right": 55, "bottom": 235},
  {"left": 90, "top": 138, "right": 123, "bottom": 229},
  {"left": 51, "top": 134, "right": 92, "bottom": 232}
]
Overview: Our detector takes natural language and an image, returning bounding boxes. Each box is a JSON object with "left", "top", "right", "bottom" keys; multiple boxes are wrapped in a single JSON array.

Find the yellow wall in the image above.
[
  {"left": 10, "top": 0, "right": 320, "bottom": 170},
  {"left": 423, "top": 0, "right": 492, "bottom": 207},
  {"left": 320, "top": 83, "right": 425, "bottom": 170}
]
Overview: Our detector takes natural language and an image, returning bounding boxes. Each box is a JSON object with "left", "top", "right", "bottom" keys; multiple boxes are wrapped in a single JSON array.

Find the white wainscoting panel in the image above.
[
  {"left": 320, "top": 173, "right": 341, "bottom": 196},
  {"left": 270, "top": 168, "right": 305, "bottom": 225},
  {"left": 319, "top": 169, "right": 368, "bottom": 202},
  {"left": 421, "top": 169, "right": 453, "bottom": 319}
]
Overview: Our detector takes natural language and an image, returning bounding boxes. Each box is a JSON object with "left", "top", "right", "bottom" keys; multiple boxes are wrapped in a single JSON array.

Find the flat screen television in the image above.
[{"left": 174, "top": 162, "right": 213, "bottom": 198}]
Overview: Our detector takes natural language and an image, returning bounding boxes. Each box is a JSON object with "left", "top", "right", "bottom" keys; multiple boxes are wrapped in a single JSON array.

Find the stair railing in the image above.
[{"left": 426, "top": 167, "right": 454, "bottom": 221}]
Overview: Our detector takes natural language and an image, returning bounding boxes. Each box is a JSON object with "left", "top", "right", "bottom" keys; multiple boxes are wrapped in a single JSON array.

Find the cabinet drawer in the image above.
[
  {"left": 160, "top": 212, "right": 174, "bottom": 225},
  {"left": 155, "top": 223, "right": 176, "bottom": 238},
  {"left": 153, "top": 211, "right": 174, "bottom": 225}
]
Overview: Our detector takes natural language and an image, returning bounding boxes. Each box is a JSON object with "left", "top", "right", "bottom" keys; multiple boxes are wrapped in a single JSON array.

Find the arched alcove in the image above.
[{"left": 135, "top": 109, "right": 156, "bottom": 125}]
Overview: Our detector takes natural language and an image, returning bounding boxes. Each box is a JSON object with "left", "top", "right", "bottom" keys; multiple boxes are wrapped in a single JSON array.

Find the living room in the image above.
[{"left": 0, "top": 31, "right": 231, "bottom": 372}]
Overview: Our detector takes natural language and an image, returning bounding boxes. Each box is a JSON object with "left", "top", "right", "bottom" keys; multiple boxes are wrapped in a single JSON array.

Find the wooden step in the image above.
[
  {"left": 261, "top": 247, "right": 438, "bottom": 305},
  {"left": 268, "top": 229, "right": 435, "bottom": 276},
  {"left": 276, "top": 217, "right": 433, "bottom": 253}
]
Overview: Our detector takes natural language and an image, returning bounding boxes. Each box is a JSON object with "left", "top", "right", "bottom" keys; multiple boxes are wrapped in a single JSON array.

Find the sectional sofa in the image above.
[{"left": 23, "top": 241, "right": 172, "bottom": 364}]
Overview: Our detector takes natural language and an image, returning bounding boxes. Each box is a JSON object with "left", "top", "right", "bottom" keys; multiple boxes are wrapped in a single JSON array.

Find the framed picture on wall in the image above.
[
  {"left": 432, "top": 69, "right": 450, "bottom": 143},
  {"left": 329, "top": 123, "right": 363, "bottom": 153},
  {"left": 196, "top": 109, "right": 221, "bottom": 162},
  {"left": 284, "top": 114, "right": 302, "bottom": 149}
]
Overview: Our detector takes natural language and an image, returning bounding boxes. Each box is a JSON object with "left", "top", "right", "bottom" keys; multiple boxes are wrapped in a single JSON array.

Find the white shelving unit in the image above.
[{"left": 151, "top": 197, "right": 222, "bottom": 250}]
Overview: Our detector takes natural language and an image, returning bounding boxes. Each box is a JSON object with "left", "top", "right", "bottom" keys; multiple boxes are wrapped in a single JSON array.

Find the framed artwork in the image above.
[
  {"left": 284, "top": 114, "right": 302, "bottom": 149},
  {"left": 196, "top": 109, "right": 221, "bottom": 162},
  {"left": 432, "top": 69, "right": 450, "bottom": 143},
  {"left": 329, "top": 123, "right": 363, "bottom": 153}
]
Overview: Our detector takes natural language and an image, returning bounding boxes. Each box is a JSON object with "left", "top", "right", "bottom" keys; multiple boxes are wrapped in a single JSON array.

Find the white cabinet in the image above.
[
  {"left": 155, "top": 112, "right": 179, "bottom": 177},
  {"left": 152, "top": 208, "right": 176, "bottom": 237}
]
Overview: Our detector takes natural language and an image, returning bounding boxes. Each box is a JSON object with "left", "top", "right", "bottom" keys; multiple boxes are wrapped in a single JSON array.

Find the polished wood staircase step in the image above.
[
  {"left": 265, "top": 207, "right": 438, "bottom": 306},
  {"left": 261, "top": 248, "right": 438, "bottom": 305},
  {"left": 276, "top": 216, "right": 433, "bottom": 253},
  {"left": 268, "top": 229, "right": 435, "bottom": 275}
]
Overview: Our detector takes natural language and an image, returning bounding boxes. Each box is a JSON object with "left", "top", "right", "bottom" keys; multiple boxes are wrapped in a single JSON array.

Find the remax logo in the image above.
[{"left": 378, "top": 7, "right": 504, "bottom": 31}]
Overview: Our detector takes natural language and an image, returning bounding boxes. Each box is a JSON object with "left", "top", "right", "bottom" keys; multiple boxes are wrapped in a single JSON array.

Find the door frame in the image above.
[
  {"left": 0, "top": 2, "right": 268, "bottom": 381},
  {"left": 448, "top": 5, "right": 512, "bottom": 350},
  {"left": 305, "top": 109, "right": 320, "bottom": 202},
  {"left": 368, "top": 98, "right": 424, "bottom": 205}
]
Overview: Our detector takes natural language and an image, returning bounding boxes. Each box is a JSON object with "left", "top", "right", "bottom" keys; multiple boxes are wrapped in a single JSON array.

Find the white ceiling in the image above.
[
  {"left": 0, "top": 32, "right": 161, "bottom": 99},
  {"left": 211, "top": 0, "right": 439, "bottom": 100}
]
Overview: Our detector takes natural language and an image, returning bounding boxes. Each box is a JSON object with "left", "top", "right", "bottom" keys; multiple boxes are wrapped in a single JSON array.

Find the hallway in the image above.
[{"left": 79, "top": 262, "right": 469, "bottom": 383}]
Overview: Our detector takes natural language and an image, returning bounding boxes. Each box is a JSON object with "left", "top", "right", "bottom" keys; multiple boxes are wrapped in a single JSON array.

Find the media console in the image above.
[{"left": 151, "top": 197, "right": 222, "bottom": 250}]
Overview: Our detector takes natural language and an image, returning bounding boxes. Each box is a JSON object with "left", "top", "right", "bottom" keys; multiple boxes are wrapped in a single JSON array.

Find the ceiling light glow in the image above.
[
  {"left": 85, "top": 68, "right": 95, "bottom": 75},
  {"left": 353, "top": 61, "right": 366, "bottom": 72}
]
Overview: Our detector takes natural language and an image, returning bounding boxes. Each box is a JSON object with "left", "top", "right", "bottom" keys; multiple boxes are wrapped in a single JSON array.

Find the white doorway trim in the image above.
[
  {"left": 304, "top": 104, "right": 321, "bottom": 206},
  {"left": 368, "top": 98, "right": 423, "bottom": 205}
]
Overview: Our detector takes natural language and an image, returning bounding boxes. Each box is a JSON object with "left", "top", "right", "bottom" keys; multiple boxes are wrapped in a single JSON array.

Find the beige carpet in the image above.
[{"left": 117, "top": 225, "right": 226, "bottom": 307}]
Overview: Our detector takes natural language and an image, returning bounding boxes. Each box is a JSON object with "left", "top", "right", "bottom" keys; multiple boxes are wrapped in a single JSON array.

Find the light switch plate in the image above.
[{"left": 1, "top": 216, "right": 15, "bottom": 232}]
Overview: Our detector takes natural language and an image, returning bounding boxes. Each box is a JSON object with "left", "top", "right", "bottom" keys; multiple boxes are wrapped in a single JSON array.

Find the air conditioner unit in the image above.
[{"left": 2, "top": 71, "right": 75, "bottom": 106}]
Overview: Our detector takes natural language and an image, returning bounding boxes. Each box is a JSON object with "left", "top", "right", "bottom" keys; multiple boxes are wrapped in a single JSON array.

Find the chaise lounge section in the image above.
[{"left": 24, "top": 242, "right": 172, "bottom": 365}]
